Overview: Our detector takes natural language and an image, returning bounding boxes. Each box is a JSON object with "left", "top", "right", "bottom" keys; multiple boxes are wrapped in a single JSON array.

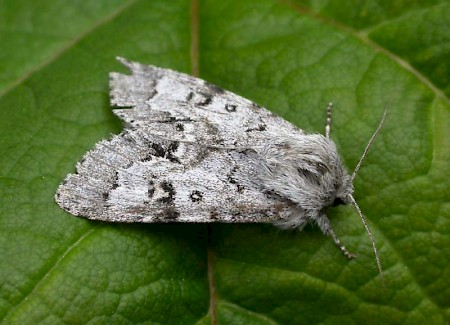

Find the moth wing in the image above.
[
  {"left": 56, "top": 127, "right": 298, "bottom": 222},
  {"left": 56, "top": 58, "right": 304, "bottom": 223},
  {"left": 110, "top": 57, "right": 304, "bottom": 147}
]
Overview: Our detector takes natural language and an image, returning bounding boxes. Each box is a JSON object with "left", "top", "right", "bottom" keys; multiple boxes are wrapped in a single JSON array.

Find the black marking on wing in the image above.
[
  {"left": 112, "top": 172, "right": 119, "bottom": 190},
  {"left": 204, "top": 81, "right": 225, "bottom": 95},
  {"left": 190, "top": 190, "right": 203, "bottom": 202},
  {"left": 166, "top": 141, "right": 180, "bottom": 163},
  {"left": 168, "top": 142, "right": 179, "bottom": 153},
  {"left": 187, "top": 91, "right": 213, "bottom": 106},
  {"left": 225, "top": 104, "right": 237, "bottom": 112},
  {"left": 147, "top": 89, "right": 158, "bottom": 100},
  {"left": 157, "top": 181, "right": 175, "bottom": 204},
  {"left": 198, "top": 92, "right": 212, "bottom": 106},
  {"left": 210, "top": 209, "right": 219, "bottom": 220},
  {"left": 151, "top": 143, "right": 165, "bottom": 157},
  {"left": 227, "top": 166, "right": 238, "bottom": 184},
  {"left": 139, "top": 142, "right": 181, "bottom": 163},
  {"left": 148, "top": 180, "right": 155, "bottom": 198},
  {"left": 102, "top": 172, "right": 120, "bottom": 200},
  {"left": 227, "top": 166, "right": 245, "bottom": 193},
  {"left": 162, "top": 207, "right": 180, "bottom": 220},
  {"left": 153, "top": 208, "right": 178, "bottom": 221},
  {"left": 175, "top": 123, "right": 185, "bottom": 131},
  {"left": 246, "top": 124, "right": 267, "bottom": 132},
  {"left": 252, "top": 102, "right": 262, "bottom": 110}
]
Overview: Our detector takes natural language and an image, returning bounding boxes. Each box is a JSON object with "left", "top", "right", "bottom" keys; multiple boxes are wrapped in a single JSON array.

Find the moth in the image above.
[{"left": 55, "top": 57, "right": 385, "bottom": 275}]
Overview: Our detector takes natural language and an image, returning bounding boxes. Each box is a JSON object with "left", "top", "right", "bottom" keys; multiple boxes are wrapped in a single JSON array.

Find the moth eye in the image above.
[{"left": 332, "top": 197, "right": 345, "bottom": 207}]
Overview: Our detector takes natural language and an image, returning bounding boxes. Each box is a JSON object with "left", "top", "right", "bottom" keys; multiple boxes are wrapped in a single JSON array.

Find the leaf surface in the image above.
[{"left": 0, "top": 0, "right": 449, "bottom": 324}]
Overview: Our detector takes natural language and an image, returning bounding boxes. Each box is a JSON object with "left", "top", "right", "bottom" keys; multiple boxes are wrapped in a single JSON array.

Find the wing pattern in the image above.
[{"left": 56, "top": 58, "right": 305, "bottom": 223}]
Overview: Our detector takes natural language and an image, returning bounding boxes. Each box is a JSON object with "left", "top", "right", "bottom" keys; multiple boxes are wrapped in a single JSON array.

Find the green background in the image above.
[{"left": 0, "top": 0, "right": 449, "bottom": 324}]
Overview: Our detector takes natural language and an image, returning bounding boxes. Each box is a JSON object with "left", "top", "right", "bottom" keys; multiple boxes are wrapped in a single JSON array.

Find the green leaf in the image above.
[{"left": 1, "top": 0, "right": 449, "bottom": 324}]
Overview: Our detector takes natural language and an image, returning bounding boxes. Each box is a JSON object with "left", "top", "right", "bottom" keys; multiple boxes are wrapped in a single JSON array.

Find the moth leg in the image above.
[
  {"left": 328, "top": 228, "right": 357, "bottom": 259},
  {"left": 317, "top": 214, "right": 357, "bottom": 259}
]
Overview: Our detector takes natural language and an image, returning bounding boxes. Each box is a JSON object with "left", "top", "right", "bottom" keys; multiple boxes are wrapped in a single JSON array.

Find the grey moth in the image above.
[{"left": 56, "top": 57, "right": 385, "bottom": 276}]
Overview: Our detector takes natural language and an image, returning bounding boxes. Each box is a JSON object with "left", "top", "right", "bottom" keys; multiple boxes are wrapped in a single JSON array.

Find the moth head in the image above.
[{"left": 331, "top": 173, "right": 353, "bottom": 207}]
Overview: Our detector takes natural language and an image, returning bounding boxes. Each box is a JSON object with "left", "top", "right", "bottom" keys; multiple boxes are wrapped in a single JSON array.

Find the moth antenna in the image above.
[
  {"left": 325, "top": 102, "right": 333, "bottom": 139},
  {"left": 351, "top": 110, "right": 387, "bottom": 181},
  {"left": 349, "top": 194, "right": 384, "bottom": 281}
]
